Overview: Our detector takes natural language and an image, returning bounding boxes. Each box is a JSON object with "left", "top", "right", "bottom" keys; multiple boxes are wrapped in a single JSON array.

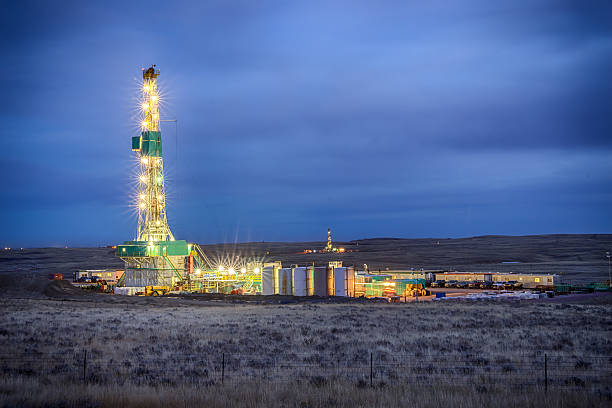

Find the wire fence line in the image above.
[{"left": 0, "top": 352, "right": 610, "bottom": 391}]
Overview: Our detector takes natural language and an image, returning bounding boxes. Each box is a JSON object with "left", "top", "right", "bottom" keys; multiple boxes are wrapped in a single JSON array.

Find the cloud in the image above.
[{"left": 2, "top": 0, "right": 612, "bottom": 246}]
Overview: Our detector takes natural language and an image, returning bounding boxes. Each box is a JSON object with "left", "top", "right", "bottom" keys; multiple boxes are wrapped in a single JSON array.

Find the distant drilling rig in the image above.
[{"left": 114, "top": 66, "right": 262, "bottom": 294}]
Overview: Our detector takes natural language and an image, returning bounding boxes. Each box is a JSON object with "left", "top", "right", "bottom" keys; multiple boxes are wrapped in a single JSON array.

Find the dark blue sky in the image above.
[{"left": 2, "top": 1, "right": 612, "bottom": 247}]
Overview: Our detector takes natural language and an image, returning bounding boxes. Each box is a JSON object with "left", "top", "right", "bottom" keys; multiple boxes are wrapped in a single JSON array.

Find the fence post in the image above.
[
  {"left": 544, "top": 354, "right": 548, "bottom": 392},
  {"left": 82, "top": 349, "right": 87, "bottom": 383},
  {"left": 370, "top": 352, "right": 373, "bottom": 387},
  {"left": 222, "top": 353, "right": 225, "bottom": 385}
]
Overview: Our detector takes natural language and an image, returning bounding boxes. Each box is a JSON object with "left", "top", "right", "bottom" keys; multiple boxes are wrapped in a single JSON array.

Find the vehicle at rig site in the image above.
[
  {"left": 505, "top": 280, "right": 523, "bottom": 290},
  {"left": 144, "top": 286, "right": 171, "bottom": 296},
  {"left": 430, "top": 280, "right": 446, "bottom": 288},
  {"left": 479, "top": 281, "right": 494, "bottom": 289},
  {"left": 467, "top": 281, "right": 481, "bottom": 289}
]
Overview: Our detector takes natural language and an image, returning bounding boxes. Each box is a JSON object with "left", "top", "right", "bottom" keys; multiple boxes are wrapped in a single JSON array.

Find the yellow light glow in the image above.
[
  {"left": 151, "top": 95, "right": 158, "bottom": 102},
  {"left": 157, "top": 195, "right": 163, "bottom": 201},
  {"left": 139, "top": 202, "right": 146, "bottom": 209},
  {"left": 156, "top": 220, "right": 160, "bottom": 226},
  {"left": 139, "top": 175, "right": 147, "bottom": 183},
  {"left": 218, "top": 265, "right": 224, "bottom": 272},
  {"left": 195, "top": 269, "right": 201, "bottom": 275},
  {"left": 141, "top": 157, "right": 148, "bottom": 164},
  {"left": 142, "top": 103, "right": 149, "bottom": 110},
  {"left": 142, "top": 120, "right": 148, "bottom": 127},
  {"left": 144, "top": 85, "right": 150, "bottom": 92},
  {"left": 139, "top": 194, "right": 145, "bottom": 200},
  {"left": 254, "top": 267, "right": 260, "bottom": 274},
  {"left": 229, "top": 268, "right": 235, "bottom": 274},
  {"left": 240, "top": 267, "right": 246, "bottom": 273}
]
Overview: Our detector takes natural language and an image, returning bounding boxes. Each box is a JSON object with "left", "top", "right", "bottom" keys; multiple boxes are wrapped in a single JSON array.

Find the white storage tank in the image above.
[
  {"left": 262, "top": 265, "right": 279, "bottom": 295},
  {"left": 334, "top": 266, "right": 355, "bottom": 297},
  {"left": 293, "top": 266, "right": 314, "bottom": 296}
]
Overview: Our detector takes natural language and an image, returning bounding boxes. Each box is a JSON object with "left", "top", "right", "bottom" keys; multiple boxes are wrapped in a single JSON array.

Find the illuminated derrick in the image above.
[
  {"left": 115, "top": 66, "right": 262, "bottom": 293},
  {"left": 133, "top": 66, "right": 173, "bottom": 242}
]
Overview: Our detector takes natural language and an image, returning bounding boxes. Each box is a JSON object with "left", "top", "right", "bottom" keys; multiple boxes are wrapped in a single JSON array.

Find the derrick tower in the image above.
[
  {"left": 326, "top": 228, "right": 332, "bottom": 252},
  {"left": 116, "top": 66, "right": 189, "bottom": 288},
  {"left": 135, "top": 66, "right": 173, "bottom": 242}
]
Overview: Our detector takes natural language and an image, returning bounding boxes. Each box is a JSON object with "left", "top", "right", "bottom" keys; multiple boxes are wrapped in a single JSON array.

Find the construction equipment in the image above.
[
  {"left": 395, "top": 279, "right": 428, "bottom": 297},
  {"left": 144, "top": 285, "right": 171, "bottom": 296}
]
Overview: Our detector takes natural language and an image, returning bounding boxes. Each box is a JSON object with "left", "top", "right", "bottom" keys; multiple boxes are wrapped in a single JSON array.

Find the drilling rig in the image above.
[
  {"left": 114, "top": 66, "right": 262, "bottom": 293},
  {"left": 116, "top": 66, "right": 189, "bottom": 288}
]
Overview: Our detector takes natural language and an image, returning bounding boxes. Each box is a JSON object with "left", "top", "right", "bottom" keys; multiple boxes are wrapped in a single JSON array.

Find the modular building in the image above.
[
  {"left": 116, "top": 240, "right": 190, "bottom": 287},
  {"left": 74, "top": 269, "right": 124, "bottom": 283},
  {"left": 433, "top": 272, "right": 560, "bottom": 288},
  {"left": 385, "top": 270, "right": 440, "bottom": 282}
]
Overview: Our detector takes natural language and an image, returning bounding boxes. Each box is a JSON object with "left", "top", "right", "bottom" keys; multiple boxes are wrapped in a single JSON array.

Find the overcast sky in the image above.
[{"left": 1, "top": 0, "right": 611, "bottom": 247}]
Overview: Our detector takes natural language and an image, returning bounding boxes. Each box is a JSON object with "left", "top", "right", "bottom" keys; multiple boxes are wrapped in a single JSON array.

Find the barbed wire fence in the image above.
[{"left": 1, "top": 352, "right": 610, "bottom": 392}]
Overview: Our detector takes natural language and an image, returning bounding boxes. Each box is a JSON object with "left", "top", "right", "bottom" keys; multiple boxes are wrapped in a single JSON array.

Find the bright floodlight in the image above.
[
  {"left": 240, "top": 267, "right": 246, "bottom": 273},
  {"left": 218, "top": 265, "right": 224, "bottom": 272},
  {"left": 229, "top": 268, "right": 235, "bottom": 274}
]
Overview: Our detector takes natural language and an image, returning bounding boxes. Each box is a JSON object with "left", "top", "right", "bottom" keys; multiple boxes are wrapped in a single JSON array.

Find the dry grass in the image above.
[
  {"left": 0, "top": 377, "right": 610, "bottom": 408},
  {"left": 0, "top": 297, "right": 611, "bottom": 407}
]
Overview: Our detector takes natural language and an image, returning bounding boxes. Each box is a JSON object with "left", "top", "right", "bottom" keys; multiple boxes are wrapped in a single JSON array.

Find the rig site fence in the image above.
[{"left": 1, "top": 352, "right": 610, "bottom": 391}]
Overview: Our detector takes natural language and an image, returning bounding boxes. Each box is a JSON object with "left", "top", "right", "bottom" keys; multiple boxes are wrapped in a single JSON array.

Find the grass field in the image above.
[
  {"left": 1, "top": 294, "right": 611, "bottom": 407},
  {"left": 1, "top": 234, "right": 611, "bottom": 407}
]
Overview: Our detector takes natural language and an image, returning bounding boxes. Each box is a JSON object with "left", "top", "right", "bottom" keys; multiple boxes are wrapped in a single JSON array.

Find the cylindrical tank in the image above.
[
  {"left": 279, "top": 268, "right": 292, "bottom": 295},
  {"left": 292, "top": 267, "right": 308, "bottom": 296},
  {"left": 306, "top": 265, "right": 314, "bottom": 296},
  {"left": 327, "top": 266, "right": 335, "bottom": 296},
  {"left": 334, "top": 267, "right": 356, "bottom": 297},
  {"left": 313, "top": 266, "right": 328, "bottom": 296},
  {"left": 262, "top": 266, "right": 276, "bottom": 295}
]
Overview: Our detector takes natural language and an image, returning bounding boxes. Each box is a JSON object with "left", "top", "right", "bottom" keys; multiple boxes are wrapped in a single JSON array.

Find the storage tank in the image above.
[
  {"left": 334, "top": 266, "right": 355, "bottom": 297},
  {"left": 313, "top": 266, "right": 328, "bottom": 296},
  {"left": 262, "top": 265, "right": 279, "bottom": 295},
  {"left": 305, "top": 265, "right": 315, "bottom": 296},
  {"left": 279, "top": 268, "right": 292, "bottom": 295},
  {"left": 292, "top": 266, "right": 311, "bottom": 296},
  {"left": 327, "top": 266, "right": 335, "bottom": 296}
]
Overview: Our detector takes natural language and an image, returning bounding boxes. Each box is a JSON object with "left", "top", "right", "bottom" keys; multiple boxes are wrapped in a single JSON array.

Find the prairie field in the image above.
[
  {"left": 1, "top": 234, "right": 611, "bottom": 407},
  {"left": 1, "top": 294, "right": 611, "bottom": 407}
]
